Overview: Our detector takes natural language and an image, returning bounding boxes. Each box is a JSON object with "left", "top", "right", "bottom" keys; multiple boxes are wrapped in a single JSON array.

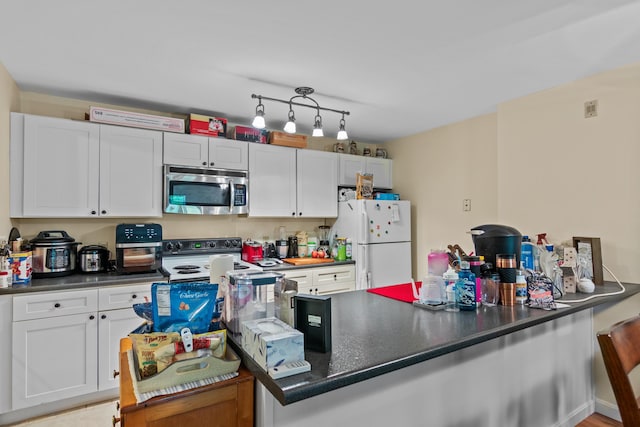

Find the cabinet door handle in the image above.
[
  {"left": 131, "top": 294, "right": 137, "bottom": 299},
  {"left": 101, "top": 314, "right": 107, "bottom": 319},
  {"left": 292, "top": 212, "right": 296, "bottom": 216},
  {"left": 101, "top": 210, "right": 107, "bottom": 214},
  {"left": 116, "top": 401, "right": 120, "bottom": 411},
  {"left": 89, "top": 315, "right": 95, "bottom": 320},
  {"left": 90, "top": 210, "right": 97, "bottom": 215},
  {"left": 113, "top": 370, "right": 120, "bottom": 378},
  {"left": 334, "top": 274, "right": 337, "bottom": 281},
  {"left": 210, "top": 162, "right": 215, "bottom": 166},
  {"left": 202, "top": 161, "right": 207, "bottom": 166},
  {"left": 112, "top": 415, "right": 121, "bottom": 426},
  {"left": 298, "top": 212, "right": 302, "bottom": 216},
  {"left": 54, "top": 303, "right": 61, "bottom": 308}
]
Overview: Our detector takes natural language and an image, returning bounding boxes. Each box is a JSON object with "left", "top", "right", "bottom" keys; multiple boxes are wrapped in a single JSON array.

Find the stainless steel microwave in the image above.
[{"left": 164, "top": 165, "right": 248, "bottom": 215}]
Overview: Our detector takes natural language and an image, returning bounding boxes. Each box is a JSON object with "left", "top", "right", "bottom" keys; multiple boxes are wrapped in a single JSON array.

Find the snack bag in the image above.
[
  {"left": 151, "top": 282, "right": 218, "bottom": 334},
  {"left": 129, "top": 332, "right": 181, "bottom": 378},
  {"left": 356, "top": 173, "right": 373, "bottom": 199}
]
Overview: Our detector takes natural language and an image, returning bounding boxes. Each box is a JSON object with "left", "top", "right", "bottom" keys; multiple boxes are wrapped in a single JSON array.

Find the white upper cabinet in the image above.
[
  {"left": 248, "top": 143, "right": 297, "bottom": 217},
  {"left": 99, "top": 124, "right": 163, "bottom": 217},
  {"left": 338, "top": 153, "right": 393, "bottom": 189},
  {"left": 16, "top": 114, "right": 100, "bottom": 217},
  {"left": 296, "top": 149, "right": 338, "bottom": 218},
  {"left": 10, "top": 113, "right": 163, "bottom": 218},
  {"left": 163, "top": 133, "right": 248, "bottom": 170},
  {"left": 248, "top": 144, "right": 338, "bottom": 218}
]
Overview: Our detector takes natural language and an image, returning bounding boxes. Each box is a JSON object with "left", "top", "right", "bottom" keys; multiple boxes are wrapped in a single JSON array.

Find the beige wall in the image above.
[
  {"left": 385, "top": 113, "right": 498, "bottom": 277},
  {"left": 0, "top": 63, "right": 20, "bottom": 237},
  {"left": 386, "top": 61, "right": 640, "bottom": 411}
]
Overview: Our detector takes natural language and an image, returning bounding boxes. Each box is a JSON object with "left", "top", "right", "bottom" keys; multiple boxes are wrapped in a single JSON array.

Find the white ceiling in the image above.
[{"left": 2, "top": 0, "right": 640, "bottom": 144}]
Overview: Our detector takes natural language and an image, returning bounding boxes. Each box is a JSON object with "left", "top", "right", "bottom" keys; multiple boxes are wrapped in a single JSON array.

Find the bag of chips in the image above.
[{"left": 151, "top": 282, "right": 218, "bottom": 334}]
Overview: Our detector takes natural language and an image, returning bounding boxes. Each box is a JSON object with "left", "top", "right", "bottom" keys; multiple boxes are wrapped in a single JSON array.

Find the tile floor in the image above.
[{"left": 7, "top": 399, "right": 118, "bottom": 427}]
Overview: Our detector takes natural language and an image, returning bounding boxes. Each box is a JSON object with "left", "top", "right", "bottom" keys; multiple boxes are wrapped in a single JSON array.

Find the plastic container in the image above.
[
  {"left": 521, "top": 236, "right": 536, "bottom": 271},
  {"left": 428, "top": 250, "right": 449, "bottom": 276},
  {"left": 226, "top": 271, "right": 283, "bottom": 333},
  {"left": 346, "top": 238, "right": 352, "bottom": 260},
  {"left": 456, "top": 261, "right": 476, "bottom": 310}
]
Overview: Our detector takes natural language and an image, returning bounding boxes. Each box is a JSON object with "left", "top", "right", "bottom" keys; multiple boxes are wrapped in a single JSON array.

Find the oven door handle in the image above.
[{"left": 229, "top": 180, "right": 235, "bottom": 212}]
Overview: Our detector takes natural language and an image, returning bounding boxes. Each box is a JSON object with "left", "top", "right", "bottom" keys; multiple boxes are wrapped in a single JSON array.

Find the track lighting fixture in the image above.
[
  {"left": 251, "top": 87, "right": 350, "bottom": 140},
  {"left": 252, "top": 96, "right": 265, "bottom": 129}
]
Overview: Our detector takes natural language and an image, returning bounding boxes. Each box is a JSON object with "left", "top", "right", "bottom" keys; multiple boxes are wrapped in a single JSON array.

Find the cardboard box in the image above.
[
  {"left": 269, "top": 131, "right": 307, "bottom": 148},
  {"left": 241, "top": 317, "right": 305, "bottom": 371},
  {"left": 233, "top": 125, "right": 268, "bottom": 143},
  {"left": 188, "top": 114, "right": 227, "bottom": 137},
  {"left": 89, "top": 106, "right": 185, "bottom": 133}
]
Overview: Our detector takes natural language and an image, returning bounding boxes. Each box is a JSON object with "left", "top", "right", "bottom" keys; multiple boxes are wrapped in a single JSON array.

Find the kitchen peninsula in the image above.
[{"left": 230, "top": 281, "right": 640, "bottom": 427}]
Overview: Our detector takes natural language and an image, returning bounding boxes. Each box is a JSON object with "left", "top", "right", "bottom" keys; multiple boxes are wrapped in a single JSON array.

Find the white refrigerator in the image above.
[{"left": 331, "top": 199, "right": 412, "bottom": 290}]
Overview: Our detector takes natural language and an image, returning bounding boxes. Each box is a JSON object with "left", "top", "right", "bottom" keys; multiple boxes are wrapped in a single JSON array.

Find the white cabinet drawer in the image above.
[
  {"left": 313, "top": 266, "right": 355, "bottom": 286},
  {"left": 280, "top": 270, "right": 313, "bottom": 288},
  {"left": 13, "top": 289, "right": 98, "bottom": 321},
  {"left": 98, "top": 283, "right": 151, "bottom": 311}
]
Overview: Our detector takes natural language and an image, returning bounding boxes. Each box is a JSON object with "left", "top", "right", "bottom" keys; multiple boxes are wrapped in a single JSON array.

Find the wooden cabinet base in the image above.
[{"left": 118, "top": 338, "right": 254, "bottom": 427}]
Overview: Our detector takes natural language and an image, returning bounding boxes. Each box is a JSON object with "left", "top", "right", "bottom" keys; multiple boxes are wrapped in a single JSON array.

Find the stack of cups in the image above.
[{"left": 496, "top": 254, "right": 516, "bottom": 306}]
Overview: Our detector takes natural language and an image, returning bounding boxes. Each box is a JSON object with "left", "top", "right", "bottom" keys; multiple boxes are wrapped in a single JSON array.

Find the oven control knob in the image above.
[
  {"left": 224, "top": 240, "right": 231, "bottom": 248},
  {"left": 175, "top": 242, "right": 183, "bottom": 251},
  {"left": 165, "top": 242, "right": 174, "bottom": 251},
  {"left": 207, "top": 241, "right": 216, "bottom": 248}
]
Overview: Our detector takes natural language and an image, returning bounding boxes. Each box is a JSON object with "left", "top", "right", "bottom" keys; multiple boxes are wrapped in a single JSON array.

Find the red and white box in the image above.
[
  {"left": 188, "top": 114, "right": 227, "bottom": 137},
  {"left": 232, "top": 125, "right": 268, "bottom": 143},
  {"left": 89, "top": 106, "right": 185, "bottom": 133}
]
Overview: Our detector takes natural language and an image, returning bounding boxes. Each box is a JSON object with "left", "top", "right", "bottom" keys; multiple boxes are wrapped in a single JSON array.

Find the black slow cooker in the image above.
[{"left": 78, "top": 245, "right": 110, "bottom": 273}]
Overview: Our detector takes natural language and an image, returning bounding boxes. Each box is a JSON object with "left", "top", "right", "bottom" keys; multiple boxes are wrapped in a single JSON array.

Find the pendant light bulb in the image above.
[
  {"left": 283, "top": 107, "right": 296, "bottom": 134},
  {"left": 337, "top": 117, "right": 348, "bottom": 140},
  {"left": 312, "top": 114, "right": 324, "bottom": 137},
  {"left": 252, "top": 98, "right": 266, "bottom": 129}
]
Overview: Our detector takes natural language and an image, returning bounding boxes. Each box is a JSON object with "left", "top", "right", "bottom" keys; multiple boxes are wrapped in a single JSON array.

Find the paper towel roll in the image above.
[{"left": 209, "top": 254, "right": 234, "bottom": 285}]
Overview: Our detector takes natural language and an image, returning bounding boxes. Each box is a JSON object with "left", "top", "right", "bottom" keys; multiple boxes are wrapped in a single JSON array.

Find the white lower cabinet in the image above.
[
  {"left": 10, "top": 283, "right": 151, "bottom": 411},
  {"left": 12, "top": 290, "right": 99, "bottom": 410},
  {"left": 97, "top": 284, "right": 151, "bottom": 391},
  {"left": 280, "top": 264, "right": 355, "bottom": 296}
]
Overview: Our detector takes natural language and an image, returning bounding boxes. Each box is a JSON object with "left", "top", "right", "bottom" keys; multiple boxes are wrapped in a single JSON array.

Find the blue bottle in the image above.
[
  {"left": 521, "top": 236, "right": 535, "bottom": 271},
  {"left": 456, "top": 260, "right": 476, "bottom": 310}
]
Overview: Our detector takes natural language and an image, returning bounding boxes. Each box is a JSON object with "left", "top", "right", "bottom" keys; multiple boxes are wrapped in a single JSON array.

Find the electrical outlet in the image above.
[
  {"left": 584, "top": 100, "right": 598, "bottom": 118},
  {"left": 463, "top": 199, "right": 471, "bottom": 212}
]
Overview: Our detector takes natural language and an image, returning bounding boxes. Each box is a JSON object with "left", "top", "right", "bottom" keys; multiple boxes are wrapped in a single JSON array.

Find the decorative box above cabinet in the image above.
[
  {"left": 10, "top": 113, "right": 163, "bottom": 218},
  {"left": 338, "top": 153, "right": 392, "bottom": 189},
  {"left": 163, "top": 133, "right": 248, "bottom": 170}
]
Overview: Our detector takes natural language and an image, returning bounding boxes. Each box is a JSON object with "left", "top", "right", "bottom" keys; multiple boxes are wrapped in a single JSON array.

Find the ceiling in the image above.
[{"left": 2, "top": 1, "right": 640, "bottom": 144}]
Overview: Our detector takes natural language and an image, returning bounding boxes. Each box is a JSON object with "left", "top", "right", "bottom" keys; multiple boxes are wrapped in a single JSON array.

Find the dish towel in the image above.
[{"left": 366, "top": 282, "right": 420, "bottom": 303}]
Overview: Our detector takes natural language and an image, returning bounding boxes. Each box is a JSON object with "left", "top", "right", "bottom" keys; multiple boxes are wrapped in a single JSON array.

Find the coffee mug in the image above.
[{"left": 375, "top": 148, "right": 387, "bottom": 158}]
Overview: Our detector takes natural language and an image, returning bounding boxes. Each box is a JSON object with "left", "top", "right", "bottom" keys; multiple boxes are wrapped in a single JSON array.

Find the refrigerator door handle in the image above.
[
  {"left": 361, "top": 210, "right": 368, "bottom": 243},
  {"left": 360, "top": 244, "right": 371, "bottom": 289}
]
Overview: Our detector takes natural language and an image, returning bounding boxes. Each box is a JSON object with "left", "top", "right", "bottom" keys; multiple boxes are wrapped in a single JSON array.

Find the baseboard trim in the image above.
[{"left": 595, "top": 398, "right": 622, "bottom": 422}]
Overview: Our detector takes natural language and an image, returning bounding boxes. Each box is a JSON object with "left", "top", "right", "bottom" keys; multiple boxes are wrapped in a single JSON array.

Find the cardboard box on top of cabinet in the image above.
[
  {"left": 269, "top": 131, "right": 307, "bottom": 148},
  {"left": 241, "top": 317, "right": 305, "bottom": 371},
  {"left": 89, "top": 106, "right": 185, "bottom": 133},
  {"left": 232, "top": 125, "right": 268, "bottom": 143},
  {"left": 187, "top": 113, "right": 227, "bottom": 137}
]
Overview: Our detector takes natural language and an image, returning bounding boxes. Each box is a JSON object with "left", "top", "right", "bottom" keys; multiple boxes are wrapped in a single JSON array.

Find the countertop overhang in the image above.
[{"left": 229, "top": 281, "right": 640, "bottom": 405}]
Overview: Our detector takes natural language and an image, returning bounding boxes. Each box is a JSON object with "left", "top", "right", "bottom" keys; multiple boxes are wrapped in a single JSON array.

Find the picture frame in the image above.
[{"left": 572, "top": 237, "right": 603, "bottom": 286}]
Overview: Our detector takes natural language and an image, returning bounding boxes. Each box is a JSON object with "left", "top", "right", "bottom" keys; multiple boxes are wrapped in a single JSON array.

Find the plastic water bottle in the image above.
[
  {"left": 443, "top": 267, "right": 459, "bottom": 312},
  {"left": 521, "top": 236, "right": 535, "bottom": 270},
  {"left": 457, "top": 261, "right": 476, "bottom": 310}
]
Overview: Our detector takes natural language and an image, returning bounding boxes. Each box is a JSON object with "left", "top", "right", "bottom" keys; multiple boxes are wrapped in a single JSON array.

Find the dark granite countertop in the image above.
[
  {"left": 0, "top": 270, "right": 168, "bottom": 294},
  {"left": 228, "top": 280, "right": 640, "bottom": 405}
]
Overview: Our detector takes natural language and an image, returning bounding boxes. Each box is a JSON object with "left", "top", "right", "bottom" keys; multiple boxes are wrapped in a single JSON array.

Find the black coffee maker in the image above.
[{"left": 469, "top": 224, "right": 522, "bottom": 269}]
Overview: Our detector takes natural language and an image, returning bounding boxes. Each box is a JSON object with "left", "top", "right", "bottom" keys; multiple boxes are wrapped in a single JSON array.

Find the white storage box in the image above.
[
  {"left": 89, "top": 106, "right": 185, "bottom": 133},
  {"left": 241, "top": 317, "right": 304, "bottom": 371}
]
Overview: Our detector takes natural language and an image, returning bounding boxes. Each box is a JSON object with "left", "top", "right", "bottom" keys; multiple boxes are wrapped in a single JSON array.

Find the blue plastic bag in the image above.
[{"left": 151, "top": 282, "right": 218, "bottom": 334}]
